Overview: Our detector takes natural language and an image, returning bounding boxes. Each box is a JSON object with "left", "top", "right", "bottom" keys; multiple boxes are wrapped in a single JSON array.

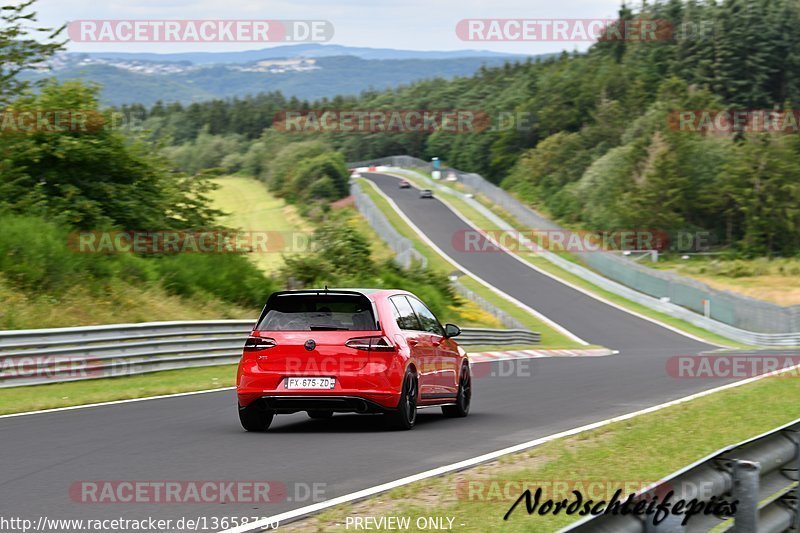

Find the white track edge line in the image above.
[
  {"left": 221, "top": 361, "right": 800, "bottom": 533},
  {"left": 0, "top": 386, "right": 234, "bottom": 419}
]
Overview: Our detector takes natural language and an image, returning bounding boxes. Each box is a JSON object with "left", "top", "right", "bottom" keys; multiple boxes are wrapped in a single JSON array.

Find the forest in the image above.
[{"left": 117, "top": 0, "right": 800, "bottom": 256}]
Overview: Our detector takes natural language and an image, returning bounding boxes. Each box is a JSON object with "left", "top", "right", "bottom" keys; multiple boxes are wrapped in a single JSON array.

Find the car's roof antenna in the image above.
[{"left": 324, "top": 285, "right": 328, "bottom": 292}]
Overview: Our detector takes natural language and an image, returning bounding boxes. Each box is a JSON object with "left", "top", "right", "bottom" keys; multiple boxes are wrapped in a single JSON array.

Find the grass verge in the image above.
[
  {"left": 649, "top": 256, "right": 800, "bottom": 307},
  {"left": 0, "top": 364, "right": 237, "bottom": 415},
  {"left": 283, "top": 374, "right": 800, "bottom": 532},
  {"left": 209, "top": 176, "right": 311, "bottom": 273}
]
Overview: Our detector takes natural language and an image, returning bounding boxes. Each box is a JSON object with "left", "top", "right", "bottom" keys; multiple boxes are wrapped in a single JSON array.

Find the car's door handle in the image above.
[
  {"left": 408, "top": 339, "right": 418, "bottom": 346},
  {"left": 431, "top": 339, "right": 441, "bottom": 347}
]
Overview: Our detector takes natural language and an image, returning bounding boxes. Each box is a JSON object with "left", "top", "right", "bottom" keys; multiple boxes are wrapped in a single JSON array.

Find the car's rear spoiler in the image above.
[{"left": 268, "top": 289, "right": 371, "bottom": 298}]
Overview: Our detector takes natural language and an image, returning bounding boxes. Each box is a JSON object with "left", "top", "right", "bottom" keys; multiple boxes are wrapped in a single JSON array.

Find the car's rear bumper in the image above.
[
  {"left": 243, "top": 395, "right": 396, "bottom": 414},
  {"left": 237, "top": 355, "right": 406, "bottom": 410},
  {"left": 237, "top": 389, "right": 401, "bottom": 411}
]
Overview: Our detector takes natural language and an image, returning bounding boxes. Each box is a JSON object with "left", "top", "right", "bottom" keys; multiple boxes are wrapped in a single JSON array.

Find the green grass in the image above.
[
  {"left": 649, "top": 255, "right": 800, "bottom": 307},
  {"left": 284, "top": 374, "right": 800, "bottom": 532},
  {"left": 355, "top": 178, "right": 583, "bottom": 349},
  {"left": 0, "top": 364, "right": 237, "bottom": 415},
  {"left": 209, "top": 176, "right": 311, "bottom": 273},
  {"left": 387, "top": 171, "right": 747, "bottom": 348}
]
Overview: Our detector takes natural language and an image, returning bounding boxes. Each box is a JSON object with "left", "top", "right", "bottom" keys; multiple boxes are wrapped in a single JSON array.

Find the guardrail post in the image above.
[
  {"left": 732, "top": 459, "right": 761, "bottom": 532},
  {"left": 787, "top": 430, "right": 800, "bottom": 531}
]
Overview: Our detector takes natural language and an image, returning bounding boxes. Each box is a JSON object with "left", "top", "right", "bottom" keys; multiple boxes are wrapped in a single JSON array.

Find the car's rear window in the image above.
[{"left": 256, "top": 294, "right": 378, "bottom": 331}]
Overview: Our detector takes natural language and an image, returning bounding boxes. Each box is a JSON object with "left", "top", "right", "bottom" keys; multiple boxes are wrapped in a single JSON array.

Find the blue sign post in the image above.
[{"left": 431, "top": 157, "right": 441, "bottom": 179}]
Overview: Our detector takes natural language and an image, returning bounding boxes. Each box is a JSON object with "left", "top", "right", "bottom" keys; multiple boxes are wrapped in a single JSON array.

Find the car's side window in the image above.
[
  {"left": 408, "top": 297, "right": 444, "bottom": 336},
  {"left": 390, "top": 296, "right": 422, "bottom": 331}
]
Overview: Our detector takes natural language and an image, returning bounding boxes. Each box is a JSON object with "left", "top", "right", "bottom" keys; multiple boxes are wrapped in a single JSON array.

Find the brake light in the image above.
[
  {"left": 345, "top": 336, "right": 395, "bottom": 352},
  {"left": 243, "top": 336, "right": 277, "bottom": 351}
]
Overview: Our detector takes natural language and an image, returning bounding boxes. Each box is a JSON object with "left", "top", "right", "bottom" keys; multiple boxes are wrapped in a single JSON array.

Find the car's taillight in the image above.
[
  {"left": 243, "top": 336, "right": 277, "bottom": 352},
  {"left": 345, "top": 336, "right": 395, "bottom": 352}
]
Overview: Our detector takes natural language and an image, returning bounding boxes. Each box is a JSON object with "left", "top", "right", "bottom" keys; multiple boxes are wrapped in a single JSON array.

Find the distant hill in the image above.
[
  {"left": 60, "top": 43, "right": 533, "bottom": 64},
  {"left": 24, "top": 47, "right": 549, "bottom": 106}
]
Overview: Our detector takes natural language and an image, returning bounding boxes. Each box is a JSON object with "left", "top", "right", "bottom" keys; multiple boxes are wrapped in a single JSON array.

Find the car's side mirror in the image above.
[{"left": 444, "top": 323, "right": 461, "bottom": 338}]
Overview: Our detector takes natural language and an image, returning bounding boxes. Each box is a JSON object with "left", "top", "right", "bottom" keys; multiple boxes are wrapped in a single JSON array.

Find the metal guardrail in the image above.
[
  {"left": 0, "top": 321, "right": 539, "bottom": 388},
  {"left": 563, "top": 417, "right": 800, "bottom": 532},
  {"left": 353, "top": 156, "right": 800, "bottom": 345},
  {"left": 456, "top": 328, "right": 540, "bottom": 346},
  {"left": 451, "top": 279, "right": 527, "bottom": 330},
  {"left": 350, "top": 180, "right": 428, "bottom": 269}
]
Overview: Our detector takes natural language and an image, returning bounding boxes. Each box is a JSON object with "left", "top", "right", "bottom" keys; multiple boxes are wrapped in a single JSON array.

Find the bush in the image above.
[
  {"left": 154, "top": 253, "right": 274, "bottom": 307},
  {"left": 0, "top": 214, "right": 86, "bottom": 291},
  {"left": 0, "top": 213, "right": 272, "bottom": 308}
]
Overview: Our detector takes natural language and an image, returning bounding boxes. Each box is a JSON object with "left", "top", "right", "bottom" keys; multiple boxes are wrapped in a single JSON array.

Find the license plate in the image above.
[{"left": 285, "top": 377, "right": 335, "bottom": 389}]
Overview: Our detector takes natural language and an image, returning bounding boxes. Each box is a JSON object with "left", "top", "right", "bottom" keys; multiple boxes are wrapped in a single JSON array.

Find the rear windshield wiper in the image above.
[{"left": 309, "top": 325, "right": 349, "bottom": 330}]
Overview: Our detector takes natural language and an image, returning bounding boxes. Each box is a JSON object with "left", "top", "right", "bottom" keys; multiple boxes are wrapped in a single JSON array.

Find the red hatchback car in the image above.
[{"left": 236, "top": 288, "right": 471, "bottom": 431}]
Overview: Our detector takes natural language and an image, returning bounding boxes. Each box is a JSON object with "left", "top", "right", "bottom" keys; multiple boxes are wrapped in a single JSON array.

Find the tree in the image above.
[
  {"left": 0, "top": 0, "right": 65, "bottom": 105},
  {"left": 716, "top": 133, "right": 800, "bottom": 255},
  {"left": 0, "top": 81, "right": 221, "bottom": 230}
]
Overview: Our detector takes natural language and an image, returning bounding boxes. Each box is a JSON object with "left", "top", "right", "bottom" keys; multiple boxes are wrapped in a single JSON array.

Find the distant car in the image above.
[
  {"left": 398, "top": 180, "right": 411, "bottom": 189},
  {"left": 419, "top": 189, "right": 434, "bottom": 199},
  {"left": 236, "top": 288, "right": 469, "bottom": 431}
]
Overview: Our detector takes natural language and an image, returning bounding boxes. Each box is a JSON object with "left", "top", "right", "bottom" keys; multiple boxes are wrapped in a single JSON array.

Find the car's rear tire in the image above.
[
  {"left": 307, "top": 411, "right": 334, "bottom": 419},
  {"left": 239, "top": 402, "right": 274, "bottom": 432},
  {"left": 389, "top": 370, "right": 418, "bottom": 430},
  {"left": 442, "top": 364, "right": 471, "bottom": 418}
]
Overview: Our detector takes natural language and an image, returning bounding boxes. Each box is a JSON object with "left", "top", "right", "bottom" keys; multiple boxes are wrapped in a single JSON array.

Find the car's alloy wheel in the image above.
[
  {"left": 442, "top": 364, "right": 471, "bottom": 417},
  {"left": 390, "top": 370, "right": 418, "bottom": 430},
  {"left": 239, "top": 402, "right": 275, "bottom": 432}
]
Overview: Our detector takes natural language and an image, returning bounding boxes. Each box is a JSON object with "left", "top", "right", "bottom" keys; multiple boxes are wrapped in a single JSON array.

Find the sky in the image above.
[{"left": 33, "top": 0, "right": 630, "bottom": 56}]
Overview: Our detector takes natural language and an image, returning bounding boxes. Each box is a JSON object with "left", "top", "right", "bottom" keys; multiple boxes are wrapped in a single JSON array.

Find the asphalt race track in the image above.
[{"left": 0, "top": 172, "right": 736, "bottom": 529}]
